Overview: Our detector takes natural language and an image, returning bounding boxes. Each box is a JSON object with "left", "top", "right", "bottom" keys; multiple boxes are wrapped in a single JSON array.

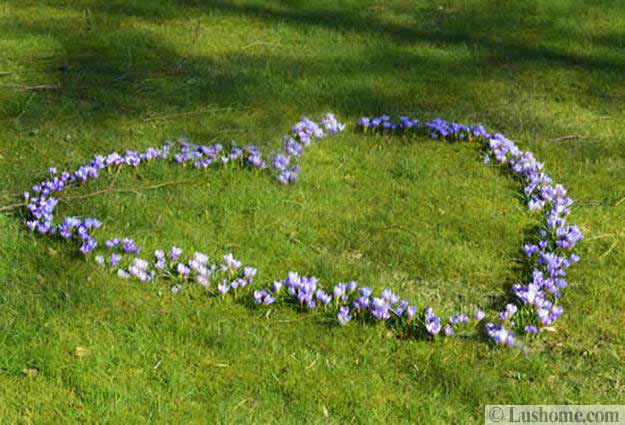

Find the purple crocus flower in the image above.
[
  {"left": 424, "top": 307, "right": 442, "bottom": 336},
  {"left": 316, "top": 289, "right": 332, "bottom": 305},
  {"left": 105, "top": 238, "right": 120, "bottom": 249},
  {"left": 381, "top": 289, "right": 399, "bottom": 305},
  {"left": 485, "top": 323, "right": 516, "bottom": 346},
  {"left": 406, "top": 305, "right": 417, "bottom": 320},
  {"left": 524, "top": 325, "right": 540, "bottom": 334},
  {"left": 499, "top": 303, "right": 518, "bottom": 320},
  {"left": 170, "top": 246, "right": 182, "bottom": 260},
  {"left": 475, "top": 309, "right": 485, "bottom": 322},
  {"left": 177, "top": 263, "right": 190, "bottom": 276},
  {"left": 79, "top": 237, "right": 97, "bottom": 254},
  {"left": 352, "top": 296, "right": 370, "bottom": 310},
  {"left": 253, "top": 290, "right": 268, "bottom": 304},
  {"left": 109, "top": 253, "right": 121, "bottom": 267},
  {"left": 338, "top": 306, "right": 352, "bottom": 325},
  {"left": 272, "top": 153, "right": 290, "bottom": 171},
  {"left": 450, "top": 314, "right": 469, "bottom": 325},
  {"left": 369, "top": 298, "right": 391, "bottom": 320},
  {"left": 243, "top": 266, "right": 257, "bottom": 283},
  {"left": 444, "top": 324, "right": 455, "bottom": 336},
  {"left": 217, "top": 280, "right": 230, "bottom": 295},
  {"left": 222, "top": 253, "right": 241, "bottom": 272},
  {"left": 271, "top": 280, "right": 284, "bottom": 293},
  {"left": 359, "top": 287, "right": 373, "bottom": 298},
  {"left": 122, "top": 238, "right": 140, "bottom": 254}
]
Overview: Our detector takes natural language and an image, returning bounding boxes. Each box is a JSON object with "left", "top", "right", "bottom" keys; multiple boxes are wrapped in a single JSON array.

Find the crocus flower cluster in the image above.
[
  {"left": 356, "top": 115, "right": 583, "bottom": 346},
  {"left": 173, "top": 139, "right": 268, "bottom": 171},
  {"left": 357, "top": 115, "right": 489, "bottom": 141},
  {"left": 17, "top": 112, "right": 582, "bottom": 348},
  {"left": 111, "top": 248, "right": 256, "bottom": 296},
  {"left": 24, "top": 144, "right": 173, "bottom": 254},
  {"left": 252, "top": 273, "right": 482, "bottom": 339},
  {"left": 272, "top": 113, "right": 344, "bottom": 184},
  {"left": 22, "top": 114, "right": 344, "bottom": 252}
]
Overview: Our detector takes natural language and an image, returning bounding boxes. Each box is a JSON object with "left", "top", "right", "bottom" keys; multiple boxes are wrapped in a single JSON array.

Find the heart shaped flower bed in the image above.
[{"left": 20, "top": 113, "right": 583, "bottom": 348}]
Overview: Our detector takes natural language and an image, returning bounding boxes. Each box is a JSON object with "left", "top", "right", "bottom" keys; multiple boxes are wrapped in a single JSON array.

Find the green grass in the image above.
[{"left": 1, "top": 0, "right": 624, "bottom": 423}]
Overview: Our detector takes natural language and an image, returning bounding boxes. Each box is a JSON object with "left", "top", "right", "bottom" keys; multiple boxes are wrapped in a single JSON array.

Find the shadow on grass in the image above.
[
  {"left": 30, "top": 0, "right": 625, "bottom": 73},
  {"left": 4, "top": 0, "right": 623, "bottom": 134}
]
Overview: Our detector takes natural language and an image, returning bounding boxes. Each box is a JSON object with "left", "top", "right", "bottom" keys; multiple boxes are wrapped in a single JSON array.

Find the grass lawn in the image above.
[{"left": 1, "top": 0, "right": 624, "bottom": 423}]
